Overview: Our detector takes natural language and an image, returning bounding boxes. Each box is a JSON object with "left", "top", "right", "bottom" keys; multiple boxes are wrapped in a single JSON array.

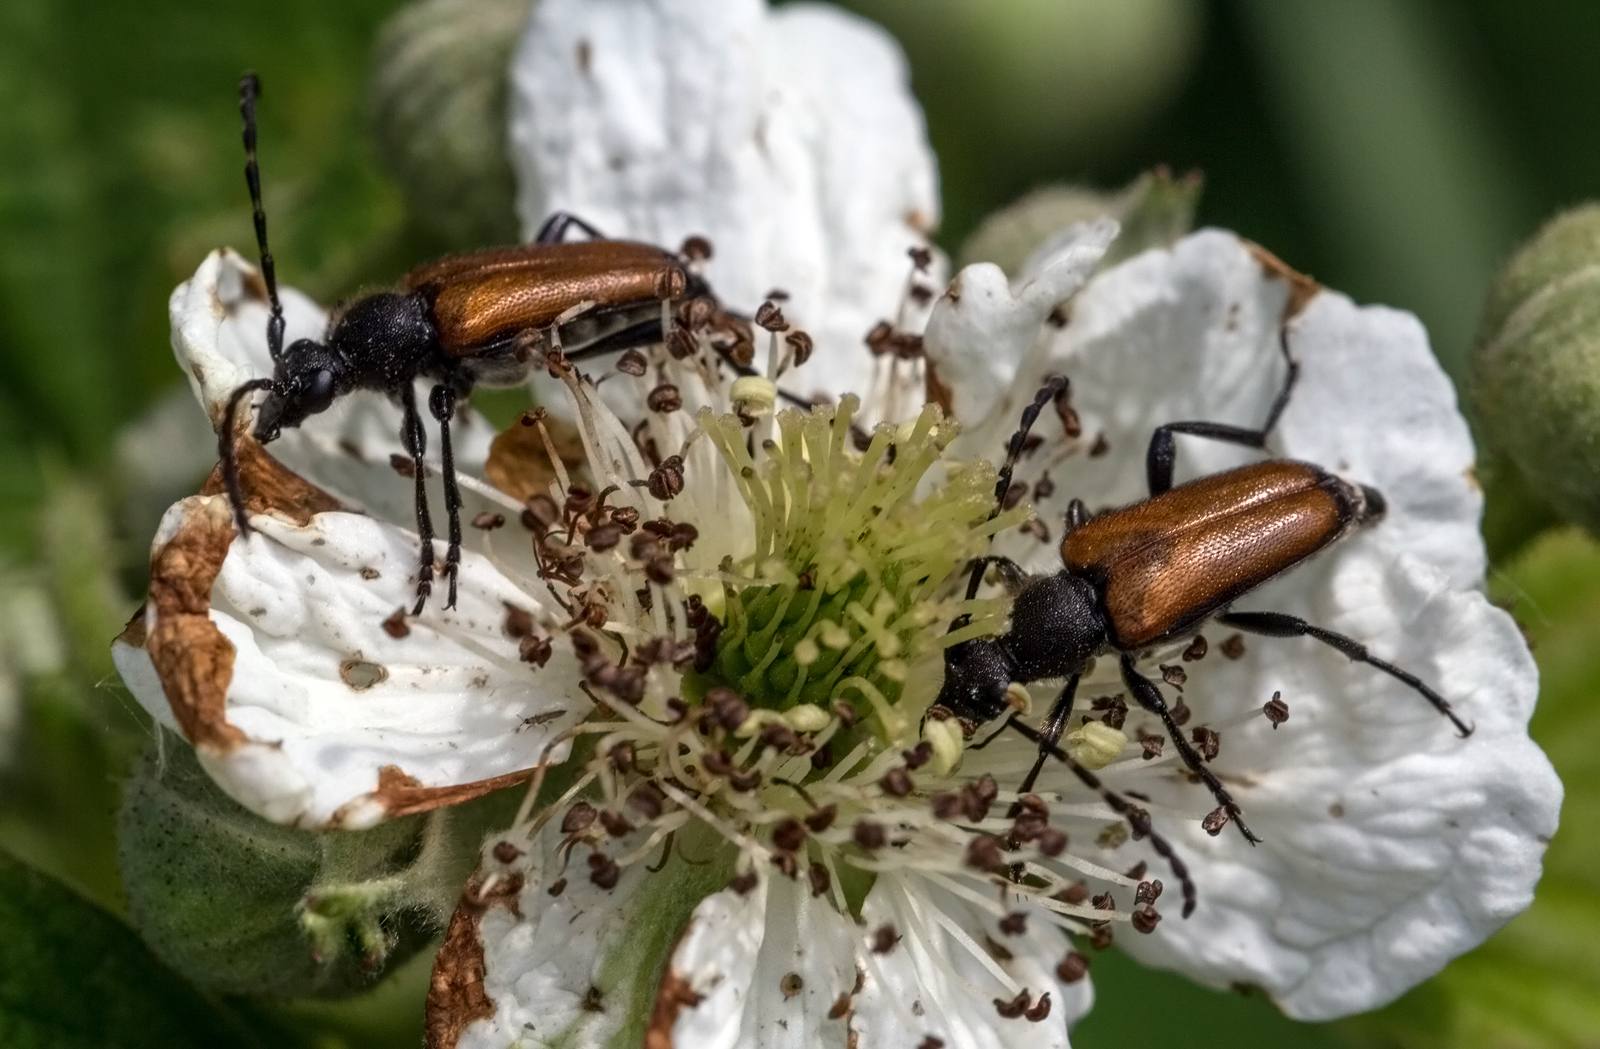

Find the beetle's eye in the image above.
[{"left": 305, "top": 369, "right": 336, "bottom": 413}]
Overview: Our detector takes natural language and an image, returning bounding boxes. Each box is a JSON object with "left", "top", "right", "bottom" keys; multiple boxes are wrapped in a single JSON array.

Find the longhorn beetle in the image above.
[
  {"left": 223, "top": 74, "right": 763, "bottom": 613},
  {"left": 930, "top": 332, "right": 1472, "bottom": 846}
]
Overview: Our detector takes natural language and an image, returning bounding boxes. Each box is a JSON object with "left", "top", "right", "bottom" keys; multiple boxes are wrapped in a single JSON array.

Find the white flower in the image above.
[{"left": 509, "top": 0, "right": 943, "bottom": 425}]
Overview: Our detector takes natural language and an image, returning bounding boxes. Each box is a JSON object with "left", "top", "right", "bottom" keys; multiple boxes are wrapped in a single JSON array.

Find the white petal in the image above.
[
  {"left": 924, "top": 218, "right": 1117, "bottom": 428},
  {"left": 851, "top": 876, "right": 1092, "bottom": 1049},
  {"left": 1100, "top": 552, "right": 1559, "bottom": 1019},
  {"left": 116, "top": 494, "right": 584, "bottom": 829},
  {"left": 510, "top": 0, "right": 942, "bottom": 412},
  {"left": 727, "top": 876, "right": 861, "bottom": 1049}
]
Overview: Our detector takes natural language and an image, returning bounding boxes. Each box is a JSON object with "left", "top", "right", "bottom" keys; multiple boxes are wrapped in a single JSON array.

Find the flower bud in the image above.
[
  {"left": 370, "top": 0, "right": 527, "bottom": 248},
  {"left": 117, "top": 731, "right": 507, "bottom": 998},
  {"left": 1471, "top": 204, "right": 1600, "bottom": 534}
]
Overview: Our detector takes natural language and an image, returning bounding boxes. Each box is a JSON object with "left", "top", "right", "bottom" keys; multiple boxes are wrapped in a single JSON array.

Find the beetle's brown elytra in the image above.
[
  {"left": 1063, "top": 460, "right": 1381, "bottom": 649},
  {"left": 931, "top": 331, "right": 1469, "bottom": 879}
]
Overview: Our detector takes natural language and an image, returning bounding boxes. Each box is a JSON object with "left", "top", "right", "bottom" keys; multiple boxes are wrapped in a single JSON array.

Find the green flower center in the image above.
[{"left": 689, "top": 397, "right": 1021, "bottom": 738}]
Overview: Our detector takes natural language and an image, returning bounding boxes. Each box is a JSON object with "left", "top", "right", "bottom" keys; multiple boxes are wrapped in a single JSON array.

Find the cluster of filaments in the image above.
[{"left": 487, "top": 365, "right": 1228, "bottom": 1019}]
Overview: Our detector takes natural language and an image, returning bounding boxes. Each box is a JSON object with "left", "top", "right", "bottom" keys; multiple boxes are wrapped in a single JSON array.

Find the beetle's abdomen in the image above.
[
  {"left": 405, "top": 241, "right": 688, "bottom": 353},
  {"left": 1061, "top": 461, "right": 1370, "bottom": 649}
]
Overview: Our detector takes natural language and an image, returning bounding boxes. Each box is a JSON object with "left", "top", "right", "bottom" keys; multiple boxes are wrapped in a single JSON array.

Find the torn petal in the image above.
[{"left": 115, "top": 495, "right": 583, "bottom": 829}]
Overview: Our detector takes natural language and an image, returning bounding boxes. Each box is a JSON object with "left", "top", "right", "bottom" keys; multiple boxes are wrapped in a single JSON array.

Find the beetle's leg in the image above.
[
  {"left": 1016, "top": 673, "right": 1080, "bottom": 797},
  {"left": 1006, "top": 715, "right": 1198, "bottom": 918},
  {"left": 239, "top": 74, "right": 286, "bottom": 364},
  {"left": 533, "top": 212, "right": 609, "bottom": 244},
  {"left": 399, "top": 384, "right": 436, "bottom": 615},
  {"left": 428, "top": 384, "right": 462, "bottom": 610},
  {"left": 1120, "top": 654, "right": 1262, "bottom": 845},
  {"left": 1217, "top": 611, "right": 1473, "bottom": 736},
  {"left": 1145, "top": 330, "right": 1300, "bottom": 495},
  {"left": 963, "top": 555, "right": 1027, "bottom": 601}
]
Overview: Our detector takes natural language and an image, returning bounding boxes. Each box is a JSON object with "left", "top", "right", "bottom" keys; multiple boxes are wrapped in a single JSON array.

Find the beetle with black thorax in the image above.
[
  {"left": 222, "top": 74, "right": 752, "bottom": 616},
  {"left": 931, "top": 335, "right": 1471, "bottom": 847}
]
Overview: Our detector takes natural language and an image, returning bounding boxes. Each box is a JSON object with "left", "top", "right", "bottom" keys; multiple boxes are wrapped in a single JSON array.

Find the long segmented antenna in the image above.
[
  {"left": 220, "top": 379, "right": 274, "bottom": 537},
  {"left": 239, "top": 73, "right": 285, "bottom": 362}
]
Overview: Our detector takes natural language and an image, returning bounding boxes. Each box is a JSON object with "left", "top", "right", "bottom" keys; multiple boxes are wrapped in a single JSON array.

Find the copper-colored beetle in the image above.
[
  {"left": 220, "top": 76, "right": 748, "bottom": 613},
  {"left": 930, "top": 340, "right": 1471, "bottom": 861}
]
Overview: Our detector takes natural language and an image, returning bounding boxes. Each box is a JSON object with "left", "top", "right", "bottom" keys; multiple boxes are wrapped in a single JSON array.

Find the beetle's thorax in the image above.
[
  {"left": 327, "top": 291, "right": 440, "bottom": 388},
  {"left": 997, "top": 571, "right": 1109, "bottom": 681}
]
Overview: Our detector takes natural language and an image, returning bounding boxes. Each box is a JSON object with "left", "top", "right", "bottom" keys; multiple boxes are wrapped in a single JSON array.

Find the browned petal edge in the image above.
[
  {"left": 924, "top": 360, "right": 955, "bottom": 415},
  {"left": 645, "top": 968, "right": 704, "bottom": 1049},
  {"left": 484, "top": 410, "right": 587, "bottom": 502},
  {"left": 369, "top": 764, "right": 542, "bottom": 821},
  {"left": 199, "top": 433, "right": 346, "bottom": 526},
  {"left": 424, "top": 868, "right": 527, "bottom": 1049},
  {"left": 145, "top": 496, "right": 246, "bottom": 752},
  {"left": 118, "top": 602, "right": 149, "bottom": 649},
  {"left": 1245, "top": 241, "right": 1320, "bottom": 322}
]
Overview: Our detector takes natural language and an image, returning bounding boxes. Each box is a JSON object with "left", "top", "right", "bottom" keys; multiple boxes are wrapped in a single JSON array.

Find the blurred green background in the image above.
[{"left": 0, "top": 0, "right": 1596, "bottom": 1046}]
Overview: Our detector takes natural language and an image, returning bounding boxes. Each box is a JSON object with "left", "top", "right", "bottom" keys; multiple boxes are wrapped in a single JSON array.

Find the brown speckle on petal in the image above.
[
  {"left": 362, "top": 765, "right": 541, "bottom": 822},
  {"left": 340, "top": 659, "right": 390, "bottom": 691}
]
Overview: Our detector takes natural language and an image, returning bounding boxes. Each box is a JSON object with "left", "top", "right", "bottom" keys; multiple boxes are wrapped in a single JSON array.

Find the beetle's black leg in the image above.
[
  {"left": 1121, "top": 654, "right": 1262, "bottom": 844},
  {"left": 399, "top": 384, "right": 436, "bottom": 615},
  {"left": 1217, "top": 611, "right": 1473, "bottom": 736},
  {"left": 1005, "top": 715, "right": 1198, "bottom": 918},
  {"left": 239, "top": 74, "right": 286, "bottom": 363},
  {"left": 1017, "top": 673, "right": 1080, "bottom": 797},
  {"left": 219, "top": 378, "right": 277, "bottom": 537},
  {"left": 428, "top": 384, "right": 462, "bottom": 610},
  {"left": 1146, "top": 330, "right": 1299, "bottom": 496},
  {"left": 963, "top": 555, "right": 1028, "bottom": 601},
  {"left": 534, "top": 211, "right": 609, "bottom": 244}
]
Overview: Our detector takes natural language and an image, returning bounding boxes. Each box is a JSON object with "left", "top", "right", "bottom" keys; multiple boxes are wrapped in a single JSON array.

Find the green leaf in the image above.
[
  {"left": 0, "top": 846, "right": 264, "bottom": 1049},
  {"left": 1342, "top": 526, "right": 1600, "bottom": 1048}
]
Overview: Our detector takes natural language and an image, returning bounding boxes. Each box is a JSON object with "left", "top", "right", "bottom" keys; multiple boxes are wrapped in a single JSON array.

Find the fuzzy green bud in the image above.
[
  {"left": 1471, "top": 204, "right": 1600, "bottom": 534},
  {"left": 958, "top": 167, "right": 1202, "bottom": 277},
  {"left": 117, "top": 731, "right": 512, "bottom": 998},
  {"left": 370, "top": 0, "right": 528, "bottom": 248}
]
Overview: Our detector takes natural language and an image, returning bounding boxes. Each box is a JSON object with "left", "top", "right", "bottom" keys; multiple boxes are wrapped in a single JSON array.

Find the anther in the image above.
[
  {"left": 1091, "top": 695, "right": 1128, "bottom": 729},
  {"left": 703, "top": 749, "right": 734, "bottom": 776},
  {"left": 918, "top": 1038, "right": 944, "bottom": 1049},
  {"left": 1025, "top": 994, "right": 1053, "bottom": 1023},
  {"left": 680, "top": 235, "right": 713, "bottom": 261},
  {"left": 1055, "top": 881, "right": 1089, "bottom": 905},
  {"left": 609, "top": 742, "right": 635, "bottom": 773},
  {"left": 1170, "top": 699, "right": 1192, "bottom": 727},
  {"left": 600, "top": 811, "right": 633, "bottom": 837},
  {"left": 1160, "top": 664, "right": 1187, "bottom": 688},
  {"left": 548, "top": 878, "right": 567, "bottom": 897},
  {"left": 1192, "top": 726, "right": 1221, "bottom": 762},
  {"left": 1264, "top": 690, "right": 1289, "bottom": 727},
  {"left": 831, "top": 701, "right": 859, "bottom": 726},
  {"left": 771, "top": 851, "right": 798, "bottom": 878},
  {"left": 1001, "top": 481, "right": 1028, "bottom": 511},
  {"left": 1033, "top": 473, "right": 1055, "bottom": 499},
  {"left": 646, "top": 454, "right": 685, "bottom": 500},
  {"left": 930, "top": 792, "right": 961, "bottom": 820},
  {"left": 728, "top": 769, "right": 761, "bottom": 792},
  {"left": 880, "top": 767, "right": 914, "bottom": 796},
  {"left": 852, "top": 821, "right": 886, "bottom": 850},
  {"left": 561, "top": 802, "right": 597, "bottom": 834},
  {"left": 586, "top": 522, "right": 622, "bottom": 551},
  {"left": 804, "top": 806, "right": 837, "bottom": 833},
  {"left": 808, "top": 863, "right": 831, "bottom": 897},
  {"left": 1087, "top": 924, "right": 1114, "bottom": 950},
  {"left": 994, "top": 991, "right": 1030, "bottom": 1019},
  {"left": 810, "top": 742, "right": 833, "bottom": 769},
  {"left": 773, "top": 819, "right": 806, "bottom": 852},
  {"left": 1136, "top": 879, "right": 1163, "bottom": 905},
  {"left": 785, "top": 329, "right": 814, "bottom": 365},
  {"left": 616, "top": 349, "right": 648, "bottom": 376},
  {"left": 729, "top": 870, "right": 758, "bottom": 895},
  {"left": 902, "top": 741, "right": 933, "bottom": 769},
  {"left": 492, "top": 841, "right": 521, "bottom": 864},
  {"left": 1132, "top": 905, "right": 1162, "bottom": 934},
  {"left": 471, "top": 511, "right": 505, "bottom": 530},
  {"left": 871, "top": 924, "right": 900, "bottom": 954},
  {"left": 587, "top": 852, "right": 620, "bottom": 889},
  {"left": 647, "top": 384, "right": 682, "bottom": 414},
  {"left": 1056, "top": 952, "right": 1089, "bottom": 983},
  {"left": 1201, "top": 806, "right": 1232, "bottom": 836},
  {"left": 998, "top": 912, "right": 1028, "bottom": 936},
  {"left": 962, "top": 775, "right": 998, "bottom": 822},
  {"left": 754, "top": 300, "right": 786, "bottom": 331},
  {"left": 1124, "top": 861, "right": 1147, "bottom": 880},
  {"left": 706, "top": 687, "right": 751, "bottom": 732},
  {"left": 1220, "top": 633, "right": 1246, "bottom": 659},
  {"left": 1038, "top": 828, "right": 1069, "bottom": 857},
  {"left": 965, "top": 835, "right": 1004, "bottom": 873},
  {"left": 1139, "top": 733, "right": 1165, "bottom": 760},
  {"left": 780, "top": 972, "right": 803, "bottom": 998},
  {"left": 908, "top": 246, "right": 933, "bottom": 270},
  {"left": 1183, "top": 634, "right": 1208, "bottom": 661},
  {"left": 1091, "top": 892, "right": 1115, "bottom": 911},
  {"left": 629, "top": 783, "right": 665, "bottom": 820}
]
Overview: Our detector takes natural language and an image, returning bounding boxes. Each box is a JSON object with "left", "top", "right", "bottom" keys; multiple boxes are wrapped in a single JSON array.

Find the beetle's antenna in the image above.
[
  {"left": 220, "top": 379, "right": 275, "bottom": 537},
  {"left": 1006, "top": 716, "right": 1198, "bottom": 918},
  {"left": 239, "top": 73, "right": 285, "bottom": 363}
]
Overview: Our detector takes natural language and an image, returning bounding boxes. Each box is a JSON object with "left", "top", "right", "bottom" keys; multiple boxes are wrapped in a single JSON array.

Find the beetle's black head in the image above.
[
  {"left": 931, "top": 637, "right": 1017, "bottom": 736},
  {"left": 252, "top": 338, "right": 346, "bottom": 443}
]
